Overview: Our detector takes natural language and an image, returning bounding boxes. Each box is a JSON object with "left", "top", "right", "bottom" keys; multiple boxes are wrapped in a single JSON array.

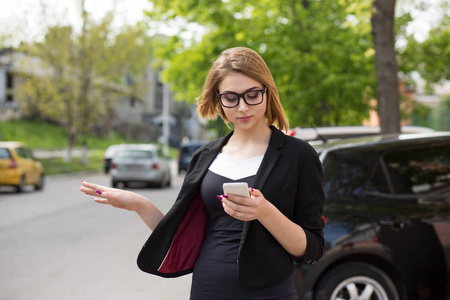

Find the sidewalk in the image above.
[{"left": 33, "top": 148, "right": 89, "bottom": 159}]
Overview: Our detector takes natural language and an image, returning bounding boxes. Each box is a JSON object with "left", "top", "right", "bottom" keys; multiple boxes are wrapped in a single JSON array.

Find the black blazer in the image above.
[{"left": 137, "top": 126, "right": 325, "bottom": 287}]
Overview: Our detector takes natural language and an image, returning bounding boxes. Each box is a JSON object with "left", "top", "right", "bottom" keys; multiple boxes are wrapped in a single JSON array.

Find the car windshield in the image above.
[{"left": 116, "top": 150, "right": 153, "bottom": 159}]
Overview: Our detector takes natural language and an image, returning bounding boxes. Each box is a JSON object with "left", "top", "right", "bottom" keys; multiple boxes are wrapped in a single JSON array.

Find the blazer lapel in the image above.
[
  {"left": 186, "top": 131, "right": 233, "bottom": 185},
  {"left": 241, "top": 126, "right": 286, "bottom": 240},
  {"left": 252, "top": 126, "right": 285, "bottom": 190}
]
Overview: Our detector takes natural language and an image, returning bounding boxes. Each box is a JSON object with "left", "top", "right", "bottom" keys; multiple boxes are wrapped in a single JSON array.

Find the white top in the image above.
[{"left": 208, "top": 153, "right": 264, "bottom": 180}]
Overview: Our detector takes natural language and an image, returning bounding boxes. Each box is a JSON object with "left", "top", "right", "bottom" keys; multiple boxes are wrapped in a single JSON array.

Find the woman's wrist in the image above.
[{"left": 131, "top": 193, "right": 151, "bottom": 213}]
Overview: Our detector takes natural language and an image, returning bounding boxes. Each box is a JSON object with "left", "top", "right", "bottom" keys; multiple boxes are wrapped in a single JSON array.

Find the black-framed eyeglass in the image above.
[{"left": 217, "top": 87, "right": 267, "bottom": 108}]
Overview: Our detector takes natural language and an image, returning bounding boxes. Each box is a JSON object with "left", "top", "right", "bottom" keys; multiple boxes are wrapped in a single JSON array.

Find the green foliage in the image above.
[
  {"left": 148, "top": 0, "right": 377, "bottom": 127},
  {"left": 398, "top": 1, "right": 450, "bottom": 85},
  {"left": 16, "top": 13, "right": 153, "bottom": 154}
]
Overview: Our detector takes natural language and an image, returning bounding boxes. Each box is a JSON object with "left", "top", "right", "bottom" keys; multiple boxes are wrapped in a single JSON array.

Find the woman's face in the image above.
[{"left": 218, "top": 72, "right": 267, "bottom": 132}]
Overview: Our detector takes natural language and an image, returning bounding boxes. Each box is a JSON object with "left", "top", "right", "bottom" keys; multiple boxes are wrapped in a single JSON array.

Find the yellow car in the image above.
[{"left": 0, "top": 141, "right": 44, "bottom": 192}]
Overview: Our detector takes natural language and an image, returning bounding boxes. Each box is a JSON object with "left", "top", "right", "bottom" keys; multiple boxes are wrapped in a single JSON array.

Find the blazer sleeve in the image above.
[{"left": 293, "top": 141, "right": 325, "bottom": 264}]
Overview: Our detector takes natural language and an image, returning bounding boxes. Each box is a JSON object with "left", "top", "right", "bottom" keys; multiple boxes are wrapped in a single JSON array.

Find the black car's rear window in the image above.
[
  {"left": 0, "top": 148, "right": 11, "bottom": 158},
  {"left": 382, "top": 144, "right": 450, "bottom": 194}
]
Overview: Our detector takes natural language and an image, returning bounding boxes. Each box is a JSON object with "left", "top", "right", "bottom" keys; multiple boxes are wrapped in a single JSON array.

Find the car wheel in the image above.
[
  {"left": 16, "top": 176, "right": 26, "bottom": 193},
  {"left": 34, "top": 174, "right": 44, "bottom": 190},
  {"left": 314, "top": 262, "right": 399, "bottom": 300},
  {"left": 112, "top": 180, "right": 118, "bottom": 188}
]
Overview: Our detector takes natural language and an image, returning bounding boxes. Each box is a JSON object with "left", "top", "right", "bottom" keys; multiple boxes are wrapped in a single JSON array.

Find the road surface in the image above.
[{"left": 0, "top": 171, "right": 192, "bottom": 300}]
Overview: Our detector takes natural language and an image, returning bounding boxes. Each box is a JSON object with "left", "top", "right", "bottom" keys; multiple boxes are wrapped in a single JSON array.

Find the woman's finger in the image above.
[
  {"left": 94, "top": 198, "right": 111, "bottom": 205},
  {"left": 81, "top": 181, "right": 110, "bottom": 193}
]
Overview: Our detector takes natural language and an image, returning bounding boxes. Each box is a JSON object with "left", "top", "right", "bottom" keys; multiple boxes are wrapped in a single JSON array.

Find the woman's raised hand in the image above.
[{"left": 80, "top": 181, "right": 143, "bottom": 211}]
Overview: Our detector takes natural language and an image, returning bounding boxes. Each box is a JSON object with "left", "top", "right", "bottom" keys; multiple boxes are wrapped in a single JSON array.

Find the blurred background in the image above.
[
  {"left": 0, "top": 0, "right": 449, "bottom": 173},
  {"left": 0, "top": 1, "right": 450, "bottom": 299}
]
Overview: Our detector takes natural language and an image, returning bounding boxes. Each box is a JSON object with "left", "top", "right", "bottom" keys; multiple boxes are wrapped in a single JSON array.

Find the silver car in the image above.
[{"left": 110, "top": 144, "right": 171, "bottom": 188}]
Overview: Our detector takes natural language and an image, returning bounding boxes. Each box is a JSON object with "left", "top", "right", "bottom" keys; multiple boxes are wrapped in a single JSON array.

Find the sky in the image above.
[
  {"left": 0, "top": 0, "right": 447, "bottom": 47},
  {"left": 0, "top": 0, "right": 157, "bottom": 45}
]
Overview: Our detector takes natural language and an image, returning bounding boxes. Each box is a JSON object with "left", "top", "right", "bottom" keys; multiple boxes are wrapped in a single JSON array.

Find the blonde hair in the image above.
[{"left": 196, "top": 47, "right": 289, "bottom": 132}]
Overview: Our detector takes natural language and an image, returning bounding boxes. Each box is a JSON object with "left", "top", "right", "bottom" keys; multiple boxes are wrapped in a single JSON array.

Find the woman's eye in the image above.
[
  {"left": 224, "top": 94, "right": 238, "bottom": 101},
  {"left": 246, "top": 91, "right": 259, "bottom": 99}
]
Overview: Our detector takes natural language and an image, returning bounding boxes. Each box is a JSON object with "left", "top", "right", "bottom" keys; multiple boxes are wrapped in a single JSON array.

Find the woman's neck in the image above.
[{"left": 222, "top": 125, "right": 271, "bottom": 160}]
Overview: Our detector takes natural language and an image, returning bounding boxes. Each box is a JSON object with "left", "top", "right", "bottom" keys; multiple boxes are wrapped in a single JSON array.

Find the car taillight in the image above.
[
  {"left": 110, "top": 163, "right": 116, "bottom": 169},
  {"left": 152, "top": 163, "right": 160, "bottom": 170},
  {"left": 322, "top": 215, "right": 328, "bottom": 224},
  {"left": 9, "top": 158, "right": 17, "bottom": 169}
]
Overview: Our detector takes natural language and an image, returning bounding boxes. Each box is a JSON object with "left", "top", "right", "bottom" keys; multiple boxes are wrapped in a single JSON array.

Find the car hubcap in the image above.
[{"left": 331, "top": 276, "right": 388, "bottom": 300}]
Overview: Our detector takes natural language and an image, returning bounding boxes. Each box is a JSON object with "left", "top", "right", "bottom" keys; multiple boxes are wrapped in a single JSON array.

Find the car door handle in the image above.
[{"left": 379, "top": 216, "right": 411, "bottom": 229}]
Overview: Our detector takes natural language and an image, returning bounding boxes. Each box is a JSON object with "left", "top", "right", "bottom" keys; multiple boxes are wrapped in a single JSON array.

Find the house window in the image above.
[{"left": 6, "top": 72, "right": 13, "bottom": 89}]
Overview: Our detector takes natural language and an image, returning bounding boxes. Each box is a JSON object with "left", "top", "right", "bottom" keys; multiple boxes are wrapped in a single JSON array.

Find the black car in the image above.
[
  {"left": 178, "top": 141, "right": 205, "bottom": 174},
  {"left": 295, "top": 132, "right": 450, "bottom": 300}
]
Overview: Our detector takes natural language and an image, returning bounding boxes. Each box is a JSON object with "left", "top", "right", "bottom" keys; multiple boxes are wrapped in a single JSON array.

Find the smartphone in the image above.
[{"left": 222, "top": 182, "right": 250, "bottom": 197}]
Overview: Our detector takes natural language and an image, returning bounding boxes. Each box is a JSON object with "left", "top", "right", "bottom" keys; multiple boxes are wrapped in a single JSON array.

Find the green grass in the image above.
[
  {"left": 0, "top": 120, "right": 136, "bottom": 149},
  {"left": 0, "top": 120, "right": 67, "bottom": 149},
  {"left": 0, "top": 120, "right": 179, "bottom": 175}
]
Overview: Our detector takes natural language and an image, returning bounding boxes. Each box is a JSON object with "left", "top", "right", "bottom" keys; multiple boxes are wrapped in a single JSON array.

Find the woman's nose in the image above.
[{"left": 238, "top": 96, "right": 249, "bottom": 111}]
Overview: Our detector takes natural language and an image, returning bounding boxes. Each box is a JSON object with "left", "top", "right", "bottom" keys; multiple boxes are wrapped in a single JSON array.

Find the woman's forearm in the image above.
[
  {"left": 133, "top": 194, "right": 165, "bottom": 231},
  {"left": 258, "top": 201, "right": 307, "bottom": 257}
]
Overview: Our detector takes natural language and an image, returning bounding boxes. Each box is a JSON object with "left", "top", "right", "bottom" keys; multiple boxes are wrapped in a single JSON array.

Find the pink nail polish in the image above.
[
  {"left": 216, "top": 195, "right": 222, "bottom": 200},
  {"left": 96, "top": 190, "right": 102, "bottom": 195},
  {"left": 223, "top": 195, "right": 228, "bottom": 198},
  {"left": 251, "top": 187, "right": 254, "bottom": 192}
]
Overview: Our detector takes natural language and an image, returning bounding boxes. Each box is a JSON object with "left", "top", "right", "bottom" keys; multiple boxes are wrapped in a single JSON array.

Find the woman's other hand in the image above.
[
  {"left": 80, "top": 181, "right": 142, "bottom": 211},
  {"left": 80, "top": 180, "right": 165, "bottom": 230}
]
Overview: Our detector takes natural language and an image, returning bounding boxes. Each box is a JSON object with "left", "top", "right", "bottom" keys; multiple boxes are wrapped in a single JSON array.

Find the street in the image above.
[{"left": 0, "top": 170, "right": 192, "bottom": 300}]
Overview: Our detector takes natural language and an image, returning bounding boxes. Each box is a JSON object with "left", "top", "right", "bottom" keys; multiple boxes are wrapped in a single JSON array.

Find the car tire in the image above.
[
  {"left": 34, "top": 174, "right": 44, "bottom": 191},
  {"left": 16, "top": 176, "right": 26, "bottom": 193},
  {"left": 314, "top": 262, "right": 399, "bottom": 300},
  {"left": 112, "top": 180, "right": 118, "bottom": 188}
]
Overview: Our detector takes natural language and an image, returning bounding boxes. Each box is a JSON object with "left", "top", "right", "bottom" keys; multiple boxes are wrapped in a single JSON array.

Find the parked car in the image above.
[
  {"left": 0, "top": 141, "right": 44, "bottom": 192},
  {"left": 178, "top": 141, "right": 206, "bottom": 174},
  {"left": 288, "top": 125, "right": 434, "bottom": 142},
  {"left": 110, "top": 144, "right": 171, "bottom": 188},
  {"left": 294, "top": 132, "right": 450, "bottom": 300}
]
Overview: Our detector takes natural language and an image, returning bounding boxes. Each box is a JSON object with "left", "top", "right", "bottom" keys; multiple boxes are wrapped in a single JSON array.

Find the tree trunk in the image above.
[{"left": 371, "top": 0, "right": 401, "bottom": 133}]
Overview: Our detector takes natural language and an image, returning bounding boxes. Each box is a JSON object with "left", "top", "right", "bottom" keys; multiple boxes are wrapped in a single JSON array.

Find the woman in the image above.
[{"left": 80, "top": 47, "right": 325, "bottom": 299}]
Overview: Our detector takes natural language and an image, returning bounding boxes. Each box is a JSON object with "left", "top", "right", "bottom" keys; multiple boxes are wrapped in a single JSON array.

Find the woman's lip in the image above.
[{"left": 237, "top": 116, "right": 252, "bottom": 122}]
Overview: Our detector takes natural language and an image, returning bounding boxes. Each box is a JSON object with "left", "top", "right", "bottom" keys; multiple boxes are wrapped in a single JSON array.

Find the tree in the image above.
[
  {"left": 371, "top": 0, "right": 401, "bottom": 133},
  {"left": 400, "top": 14, "right": 450, "bottom": 85},
  {"left": 17, "top": 12, "right": 152, "bottom": 162},
  {"left": 147, "top": 0, "right": 377, "bottom": 128}
]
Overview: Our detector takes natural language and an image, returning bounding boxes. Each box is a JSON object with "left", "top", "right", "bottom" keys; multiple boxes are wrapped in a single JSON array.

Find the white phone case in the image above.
[{"left": 222, "top": 182, "right": 250, "bottom": 197}]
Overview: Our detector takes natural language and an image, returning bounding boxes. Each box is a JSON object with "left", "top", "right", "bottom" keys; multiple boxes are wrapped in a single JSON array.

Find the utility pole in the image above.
[{"left": 162, "top": 83, "right": 170, "bottom": 157}]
